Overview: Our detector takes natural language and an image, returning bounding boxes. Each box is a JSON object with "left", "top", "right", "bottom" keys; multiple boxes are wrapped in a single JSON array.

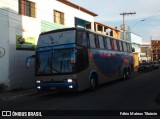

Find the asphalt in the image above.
[{"left": 0, "top": 70, "right": 144, "bottom": 102}]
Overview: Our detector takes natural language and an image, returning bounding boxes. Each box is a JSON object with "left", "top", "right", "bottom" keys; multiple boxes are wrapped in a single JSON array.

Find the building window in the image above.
[
  {"left": 54, "top": 10, "right": 64, "bottom": 25},
  {"left": 19, "top": 0, "right": 36, "bottom": 18}
]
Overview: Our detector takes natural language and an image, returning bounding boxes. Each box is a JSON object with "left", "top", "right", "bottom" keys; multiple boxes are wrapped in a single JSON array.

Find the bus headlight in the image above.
[
  {"left": 69, "top": 85, "right": 73, "bottom": 89},
  {"left": 67, "top": 79, "right": 73, "bottom": 83},
  {"left": 36, "top": 80, "right": 41, "bottom": 83},
  {"left": 37, "top": 86, "right": 41, "bottom": 89}
]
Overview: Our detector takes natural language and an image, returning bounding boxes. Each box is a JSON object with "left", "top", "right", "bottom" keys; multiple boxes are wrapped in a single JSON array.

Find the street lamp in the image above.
[{"left": 131, "top": 19, "right": 146, "bottom": 31}]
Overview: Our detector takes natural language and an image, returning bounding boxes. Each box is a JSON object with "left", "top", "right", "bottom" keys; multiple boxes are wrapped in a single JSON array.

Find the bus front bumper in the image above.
[{"left": 36, "top": 80, "right": 78, "bottom": 92}]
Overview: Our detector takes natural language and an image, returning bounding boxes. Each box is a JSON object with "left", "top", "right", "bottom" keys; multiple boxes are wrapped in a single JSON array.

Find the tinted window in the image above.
[
  {"left": 107, "top": 37, "right": 111, "bottom": 50},
  {"left": 126, "top": 43, "right": 132, "bottom": 52},
  {"left": 89, "top": 33, "right": 96, "bottom": 48},
  {"left": 77, "top": 30, "right": 87, "bottom": 47},
  {"left": 95, "top": 35, "right": 99, "bottom": 48},
  {"left": 111, "top": 39, "right": 115, "bottom": 50},
  {"left": 123, "top": 42, "right": 127, "bottom": 51},
  {"left": 98, "top": 35, "right": 105, "bottom": 49},
  {"left": 114, "top": 40, "right": 117, "bottom": 50},
  {"left": 104, "top": 37, "right": 108, "bottom": 49},
  {"left": 126, "top": 43, "right": 129, "bottom": 52},
  {"left": 128, "top": 44, "right": 132, "bottom": 52},
  {"left": 119, "top": 41, "right": 122, "bottom": 51}
]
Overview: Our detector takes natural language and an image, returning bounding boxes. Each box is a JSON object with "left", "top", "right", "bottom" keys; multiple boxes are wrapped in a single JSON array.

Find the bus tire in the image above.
[
  {"left": 123, "top": 68, "right": 130, "bottom": 80},
  {"left": 89, "top": 74, "right": 98, "bottom": 91}
]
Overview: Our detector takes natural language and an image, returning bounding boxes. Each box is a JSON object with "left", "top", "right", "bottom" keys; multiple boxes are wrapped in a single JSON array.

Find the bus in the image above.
[{"left": 26, "top": 27, "right": 133, "bottom": 91}]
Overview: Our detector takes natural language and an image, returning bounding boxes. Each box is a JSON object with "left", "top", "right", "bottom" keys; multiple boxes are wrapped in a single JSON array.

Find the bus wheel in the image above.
[
  {"left": 123, "top": 69, "right": 130, "bottom": 80},
  {"left": 89, "top": 75, "right": 97, "bottom": 91}
]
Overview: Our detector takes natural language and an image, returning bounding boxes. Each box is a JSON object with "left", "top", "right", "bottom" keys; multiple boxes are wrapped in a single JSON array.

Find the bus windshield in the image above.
[
  {"left": 37, "top": 30, "right": 76, "bottom": 48},
  {"left": 36, "top": 49, "right": 76, "bottom": 75}
]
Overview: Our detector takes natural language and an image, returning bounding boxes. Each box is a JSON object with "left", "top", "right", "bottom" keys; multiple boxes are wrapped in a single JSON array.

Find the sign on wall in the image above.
[{"left": 16, "top": 35, "right": 36, "bottom": 50}]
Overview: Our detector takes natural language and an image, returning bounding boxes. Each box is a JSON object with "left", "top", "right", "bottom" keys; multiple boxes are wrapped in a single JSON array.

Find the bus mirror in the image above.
[
  {"left": 71, "top": 53, "right": 76, "bottom": 64},
  {"left": 26, "top": 55, "right": 35, "bottom": 69}
]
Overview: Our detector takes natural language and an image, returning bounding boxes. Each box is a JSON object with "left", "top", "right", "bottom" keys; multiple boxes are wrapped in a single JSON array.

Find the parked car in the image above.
[
  {"left": 138, "top": 62, "right": 152, "bottom": 72},
  {"left": 150, "top": 61, "right": 160, "bottom": 70}
]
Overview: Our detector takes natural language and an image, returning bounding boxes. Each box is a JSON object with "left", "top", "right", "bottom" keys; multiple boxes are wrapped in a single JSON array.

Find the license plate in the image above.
[{"left": 49, "top": 87, "right": 56, "bottom": 89}]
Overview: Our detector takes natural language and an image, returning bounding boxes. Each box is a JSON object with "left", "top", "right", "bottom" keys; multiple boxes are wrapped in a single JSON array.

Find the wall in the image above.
[
  {"left": 37, "top": 0, "right": 95, "bottom": 31},
  {"left": 130, "top": 33, "right": 142, "bottom": 45},
  {"left": 126, "top": 32, "right": 142, "bottom": 59},
  {"left": 0, "top": 4, "right": 10, "bottom": 86}
]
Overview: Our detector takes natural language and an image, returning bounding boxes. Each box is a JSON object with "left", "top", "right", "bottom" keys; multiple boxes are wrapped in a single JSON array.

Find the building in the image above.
[
  {"left": 86, "top": 22, "right": 121, "bottom": 39},
  {"left": 126, "top": 32, "right": 142, "bottom": 51},
  {"left": 125, "top": 32, "right": 142, "bottom": 59},
  {"left": 151, "top": 40, "right": 160, "bottom": 61},
  {"left": 139, "top": 42, "right": 151, "bottom": 62},
  {"left": 0, "top": 0, "right": 97, "bottom": 90}
]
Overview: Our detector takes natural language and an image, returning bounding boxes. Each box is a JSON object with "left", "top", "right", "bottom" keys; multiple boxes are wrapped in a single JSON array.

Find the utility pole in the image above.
[{"left": 120, "top": 12, "right": 136, "bottom": 40}]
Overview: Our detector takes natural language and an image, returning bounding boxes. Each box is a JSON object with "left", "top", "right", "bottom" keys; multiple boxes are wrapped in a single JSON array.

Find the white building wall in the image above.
[
  {"left": 0, "top": 0, "right": 95, "bottom": 90},
  {"left": 130, "top": 33, "right": 142, "bottom": 45},
  {"left": 0, "top": 5, "right": 10, "bottom": 86},
  {"left": 37, "top": 0, "right": 95, "bottom": 27}
]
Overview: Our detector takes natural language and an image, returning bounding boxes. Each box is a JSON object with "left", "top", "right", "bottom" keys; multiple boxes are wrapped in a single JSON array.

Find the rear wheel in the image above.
[
  {"left": 123, "top": 69, "right": 130, "bottom": 80},
  {"left": 89, "top": 75, "right": 98, "bottom": 91}
]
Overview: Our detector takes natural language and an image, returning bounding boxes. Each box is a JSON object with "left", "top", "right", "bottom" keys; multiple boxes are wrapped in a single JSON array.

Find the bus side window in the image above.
[
  {"left": 111, "top": 39, "right": 115, "bottom": 50},
  {"left": 89, "top": 33, "right": 96, "bottom": 48},
  {"left": 126, "top": 43, "right": 131, "bottom": 52},
  {"left": 104, "top": 37, "right": 108, "bottom": 49},
  {"left": 95, "top": 35, "right": 99, "bottom": 48},
  {"left": 114, "top": 39, "right": 117, "bottom": 50},
  {"left": 121, "top": 41, "right": 124, "bottom": 51},
  {"left": 98, "top": 35, "right": 105, "bottom": 49},
  {"left": 123, "top": 42, "right": 127, "bottom": 52},
  {"left": 77, "top": 30, "right": 87, "bottom": 47},
  {"left": 107, "top": 37, "right": 111, "bottom": 50},
  {"left": 126, "top": 43, "right": 129, "bottom": 52},
  {"left": 86, "top": 32, "right": 90, "bottom": 47},
  {"left": 128, "top": 43, "right": 132, "bottom": 52},
  {"left": 119, "top": 41, "right": 122, "bottom": 51},
  {"left": 130, "top": 44, "right": 132, "bottom": 52}
]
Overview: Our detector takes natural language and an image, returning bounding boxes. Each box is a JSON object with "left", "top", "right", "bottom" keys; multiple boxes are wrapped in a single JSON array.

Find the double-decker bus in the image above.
[{"left": 26, "top": 27, "right": 133, "bottom": 91}]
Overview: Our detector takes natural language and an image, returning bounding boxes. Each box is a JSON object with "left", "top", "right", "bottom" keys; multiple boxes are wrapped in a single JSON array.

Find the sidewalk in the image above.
[{"left": 0, "top": 88, "right": 37, "bottom": 101}]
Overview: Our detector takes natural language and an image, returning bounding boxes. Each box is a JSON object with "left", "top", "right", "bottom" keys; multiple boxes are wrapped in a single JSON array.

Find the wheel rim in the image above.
[
  {"left": 90, "top": 78, "right": 96, "bottom": 89},
  {"left": 123, "top": 70, "right": 129, "bottom": 80}
]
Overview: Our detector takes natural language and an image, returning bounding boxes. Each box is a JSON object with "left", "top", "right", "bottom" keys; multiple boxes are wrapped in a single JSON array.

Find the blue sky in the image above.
[{"left": 69, "top": 0, "right": 160, "bottom": 42}]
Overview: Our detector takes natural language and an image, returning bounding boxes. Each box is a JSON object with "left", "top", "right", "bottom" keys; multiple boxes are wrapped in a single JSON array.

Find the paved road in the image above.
[{"left": 0, "top": 70, "right": 160, "bottom": 117}]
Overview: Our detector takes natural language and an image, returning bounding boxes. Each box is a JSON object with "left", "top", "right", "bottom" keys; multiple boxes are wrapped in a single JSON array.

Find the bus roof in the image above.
[{"left": 40, "top": 27, "right": 131, "bottom": 44}]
